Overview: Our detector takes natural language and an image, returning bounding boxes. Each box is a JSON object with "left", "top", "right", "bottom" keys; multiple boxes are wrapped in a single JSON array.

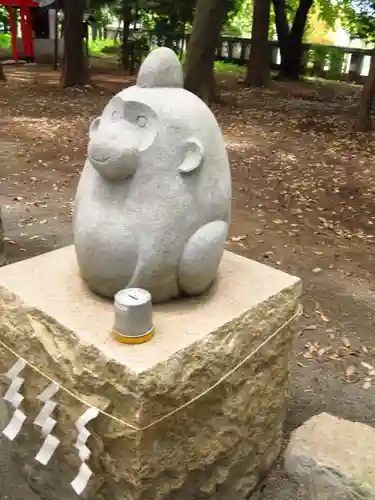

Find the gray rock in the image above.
[
  {"left": 73, "top": 47, "right": 231, "bottom": 303},
  {"left": 285, "top": 412, "right": 375, "bottom": 500}
]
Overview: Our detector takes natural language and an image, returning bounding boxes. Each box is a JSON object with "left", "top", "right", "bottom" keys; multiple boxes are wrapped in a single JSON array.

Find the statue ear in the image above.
[
  {"left": 178, "top": 138, "right": 204, "bottom": 174},
  {"left": 89, "top": 117, "right": 101, "bottom": 138}
]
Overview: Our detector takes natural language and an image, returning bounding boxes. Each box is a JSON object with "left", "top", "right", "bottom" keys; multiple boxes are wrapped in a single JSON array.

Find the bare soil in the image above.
[{"left": 0, "top": 63, "right": 375, "bottom": 499}]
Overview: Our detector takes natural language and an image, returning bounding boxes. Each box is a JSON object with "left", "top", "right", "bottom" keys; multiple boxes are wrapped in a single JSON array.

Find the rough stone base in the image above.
[
  {"left": 285, "top": 413, "right": 375, "bottom": 500},
  {"left": 0, "top": 206, "right": 5, "bottom": 267},
  {"left": 0, "top": 246, "right": 301, "bottom": 500}
]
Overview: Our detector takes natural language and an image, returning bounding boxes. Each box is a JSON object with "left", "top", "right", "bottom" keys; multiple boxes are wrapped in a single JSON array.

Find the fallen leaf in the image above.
[
  {"left": 341, "top": 338, "right": 351, "bottom": 348},
  {"left": 230, "top": 235, "right": 247, "bottom": 242},
  {"left": 345, "top": 364, "right": 357, "bottom": 379},
  {"left": 361, "top": 361, "right": 374, "bottom": 371},
  {"left": 303, "top": 352, "right": 313, "bottom": 359}
]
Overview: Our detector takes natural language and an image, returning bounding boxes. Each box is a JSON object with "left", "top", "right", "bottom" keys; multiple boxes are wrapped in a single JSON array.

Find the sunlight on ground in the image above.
[{"left": 0, "top": 116, "right": 68, "bottom": 141}]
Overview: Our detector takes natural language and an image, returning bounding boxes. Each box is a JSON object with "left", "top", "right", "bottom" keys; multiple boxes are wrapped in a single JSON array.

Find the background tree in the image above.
[
  {"left": 273, "top": 0, "right": 314, "bottom": 80},
  {"left": 246, "top": 0, "right": 271, "bottom": 86},
  {"left": 61, "top": 0, "right": 90, "bottom": 87},
  {"left": 272, "top": 0, "right": 346, "bottom": 80},
  {"left": 120, "top": 0, "right": 132, "bottom": 69},
  {"left": 343, "top": 0, "right": 375, "bottom": 40},
  {"left": 356, "top": 49, "right": 375, "bottom": 131},
  {"left": 184, "top": 0, "right": 230, "bottom": 104}
]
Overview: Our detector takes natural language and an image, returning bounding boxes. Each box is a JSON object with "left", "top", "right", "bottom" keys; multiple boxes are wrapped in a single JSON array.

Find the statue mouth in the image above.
[{"left": 89, "top": 154, "right": 110, "bottom": 165}]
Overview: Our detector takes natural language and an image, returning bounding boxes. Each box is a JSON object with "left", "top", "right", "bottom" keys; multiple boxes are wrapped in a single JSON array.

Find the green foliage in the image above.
[
  {"left": 88, "top": 37, "right": 117, "bottom": 56},
  {"left": 342, "top": 0, "right": 375, "bottom": 41},
  {"left": 226, "top": 0, "right": 253, "bottom": 37},
  {"left": 314, "top": 0, "right": 339, "bottom": 27},
  {"left": 78, "top": 0, "right": 375, "bottom": 49},
  {"left": 308, "top": 44, "right": 330, "bottom": 69},
  {"left": 0, "top": 6, "right": 7, "bottom": 26},
  {"left": 223, "top": 0, "right": 354, "bottom": 40},
  {"left": 215, "top": 60, "right": 246, "bottom": 74},
  {"left": 90, "top": 0, "right": 256, "bottom": 41},
  {"left": 307, "top": 44, "right": 346, "bottom": 78},
  {"left": 0, "top": 34, "right": 10, "bottom": 49},
  {"left": 128, "top": 31, "right": 151, "bottom": 64},
  {"left": 329, "top": 47, "right": 346, "bottom": 76}
]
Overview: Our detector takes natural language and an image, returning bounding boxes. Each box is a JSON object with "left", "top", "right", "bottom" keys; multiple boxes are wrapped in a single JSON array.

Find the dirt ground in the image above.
[{"left": 0, "top": 62, "right": 375, "bottom": 499}]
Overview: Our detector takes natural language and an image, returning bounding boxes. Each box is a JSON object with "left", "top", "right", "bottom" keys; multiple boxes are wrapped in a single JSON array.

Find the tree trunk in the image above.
[
  {"left": 246, "top": 0, "right": 271, "bottom": 86},
  {"left": 184, "top": 0, "right": 229, "bottom": 105},
  {"left": 0, "top": 63, "right": 5, "bottom": 81},
  {"left": 355, "top": 50, "right": 375, "bottom": 132},
  {"left": 272, "top": 0, "right": 289, "bottom": 55},
  {"left": 278, "top": 0, "right": 313, "bottom": 80},
  {"left": 60, "top": 0, "right": 90, "bottom": 88},
  {"left": 121, "top": 3, "right": 132, "bottom": 70}
]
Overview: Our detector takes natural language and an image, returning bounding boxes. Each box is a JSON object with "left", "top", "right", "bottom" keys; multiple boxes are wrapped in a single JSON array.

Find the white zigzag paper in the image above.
[
  {"left": 34, "top": 382, "right": 60, "bottom": 465},
  {"left": 3, "top": 359, "right": 27, "bottom": 441},
  {"left": 71, "top": 407, "right": 100, "bottom": 495},
  {"left": 71, "top": 463, "right": 94, "bottom": 496},
  {"left": 3, "top": 408, "right": 26, "bottom": 440}
]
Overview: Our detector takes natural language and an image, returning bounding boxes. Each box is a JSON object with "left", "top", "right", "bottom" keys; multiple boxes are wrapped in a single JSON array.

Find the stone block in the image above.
[
  {"left": 0, "top": 246, "right": 301, "bottom": 500},
  {"left": 285, "top": 413, "right": 375, "bottom": 500},
  {"left": 0, "top": 206, "right": 5, "bottom": 267}
]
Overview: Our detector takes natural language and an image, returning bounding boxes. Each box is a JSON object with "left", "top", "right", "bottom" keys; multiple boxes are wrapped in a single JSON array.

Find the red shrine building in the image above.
[{"left": 0, "top": 0, "right": 58, "bottom": 62}]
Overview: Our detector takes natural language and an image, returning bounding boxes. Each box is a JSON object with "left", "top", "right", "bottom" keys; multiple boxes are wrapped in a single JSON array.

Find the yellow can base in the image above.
[{"left": 112, "top": 328, "right": 155, "bottom": 345}]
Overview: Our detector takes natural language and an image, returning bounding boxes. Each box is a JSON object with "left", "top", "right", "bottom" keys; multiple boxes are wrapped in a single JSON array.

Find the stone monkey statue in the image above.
[{"left": 74, "top": 47, "right": 231, "bottom": 303}]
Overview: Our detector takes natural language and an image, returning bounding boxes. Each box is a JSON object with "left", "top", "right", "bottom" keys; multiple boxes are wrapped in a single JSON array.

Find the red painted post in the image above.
[
  {"left": 24, "top": 6, "right": 34, "bottom": 61},
  {"left": 0, "top": 0, "right": 39, "bottom": 62},
  {"left": 19, "top": 5, "right": 28, "bottom": 58}
]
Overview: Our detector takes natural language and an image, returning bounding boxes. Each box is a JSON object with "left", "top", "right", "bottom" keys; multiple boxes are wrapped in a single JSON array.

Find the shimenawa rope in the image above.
[{"left": 0, "top": 304, "right": 302, "bottom": 432}]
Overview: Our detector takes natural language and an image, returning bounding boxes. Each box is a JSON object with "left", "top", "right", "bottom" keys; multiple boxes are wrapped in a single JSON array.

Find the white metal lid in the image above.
[{"left": 114, "top": 288, "right": 151, "bottom": 309}]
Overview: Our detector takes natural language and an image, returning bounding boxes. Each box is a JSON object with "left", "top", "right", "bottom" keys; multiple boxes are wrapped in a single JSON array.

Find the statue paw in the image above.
[{"left": 178, "top": 221, "right": 228, "bottom": 296}]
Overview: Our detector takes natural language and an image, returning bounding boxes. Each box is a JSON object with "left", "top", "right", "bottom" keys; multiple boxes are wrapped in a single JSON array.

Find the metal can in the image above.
[{"left": 112, "top": 288, "right": 154, "bottom": 344}]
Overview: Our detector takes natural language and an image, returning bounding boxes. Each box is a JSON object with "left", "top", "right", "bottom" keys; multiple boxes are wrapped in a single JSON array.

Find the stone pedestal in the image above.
[
  {"left": 0, "top": 246, "right": 301, "bottom": 500},
  {"left": 0, "top": 206, "right": 5, "bottom": 267}
]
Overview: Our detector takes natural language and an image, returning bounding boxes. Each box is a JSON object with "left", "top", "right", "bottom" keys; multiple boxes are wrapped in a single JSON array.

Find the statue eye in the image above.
[
  {"left": 112, "top": 109, "right": 122, "bottom": 119},
  {"left": 136, "top": 115, "right": 147, "bottom": 128}
]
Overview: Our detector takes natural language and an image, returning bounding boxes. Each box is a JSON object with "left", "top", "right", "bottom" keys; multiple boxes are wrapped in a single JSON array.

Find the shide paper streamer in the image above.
[
  {"left": 34, "top": 382, "right": 60, "bottom": 465},
  {"left": 71, "top": 406, "right": 100, "bottom": 495},
  {"left": 1, "top": 360, "right": 100, "bottom": 496},
  {"left": 3, "top": 359, "right": 27, "bottom": 441}
]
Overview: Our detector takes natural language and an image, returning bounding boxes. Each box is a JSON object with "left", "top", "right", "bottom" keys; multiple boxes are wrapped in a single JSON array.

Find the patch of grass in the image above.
[
  {"left": 88, "top": 40, "right": 247, "bottom": 79},
  {"left": 89, "top": 41, "right": 247, "bottom": 78},
  {"left": 88, "top": 38, "right": 118, "bottom": 57},
  {"left": 304, "top": 75, "right": 360, "bottom": 89},
  {"left": 215, "top": 60, "right": 245, "bottom": 75},
  {"left": 0, "top": 34, "right": 10, "bottom": 49}
]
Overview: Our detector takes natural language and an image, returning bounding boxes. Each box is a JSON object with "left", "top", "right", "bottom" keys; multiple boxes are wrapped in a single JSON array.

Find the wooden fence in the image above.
[
  {"left": 214, "top": 37, "right": 372, "bottom": 82},
  {"left": 6, "top": 25, "right": 374, "bottom": 82},
  {"left": 126, "top": 32, "right": 372, "bottom": 82}
]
